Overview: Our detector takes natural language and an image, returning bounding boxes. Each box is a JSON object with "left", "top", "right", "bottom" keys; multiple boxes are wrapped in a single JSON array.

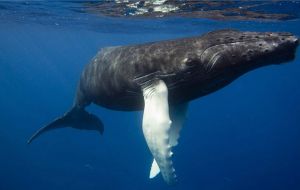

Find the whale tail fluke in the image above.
[{"left": 27, "top": 107, "right": 104, "bottom": 144}]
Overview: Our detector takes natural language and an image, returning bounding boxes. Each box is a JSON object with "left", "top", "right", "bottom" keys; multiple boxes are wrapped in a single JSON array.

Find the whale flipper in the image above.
[
  {"left": 149, "top": 159, "right": 160, "bottom": 179},
  {"left": 142, "top": 79, "right": 176, "bottom": 184},
  {"left": 27, "top": 107, "right": 104, "bottom": 144},
  {"left": 169, "top": 103, "right": 188, "bottom": 147},
  {"left": 149, "top": 103, "right": 188, "bottom": 179}
]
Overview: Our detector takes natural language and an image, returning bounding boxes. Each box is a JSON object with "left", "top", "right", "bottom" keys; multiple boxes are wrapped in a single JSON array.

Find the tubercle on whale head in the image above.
[{"left": 198, "top": 30, "right": 299, "bottom": 73}]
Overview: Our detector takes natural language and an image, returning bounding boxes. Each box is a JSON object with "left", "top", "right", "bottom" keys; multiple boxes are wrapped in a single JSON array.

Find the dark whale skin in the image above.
[
  {"left": 27, "top": 29, "right": 298, "bottom": 145},
  {"left": 75, "top": 29, "right": 299, "bottom": 111}
]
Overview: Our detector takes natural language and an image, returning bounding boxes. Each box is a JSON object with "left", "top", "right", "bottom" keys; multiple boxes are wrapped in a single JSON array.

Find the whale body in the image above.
[{"left": 28, "top": 29, "right": 299, "bottom": 184}]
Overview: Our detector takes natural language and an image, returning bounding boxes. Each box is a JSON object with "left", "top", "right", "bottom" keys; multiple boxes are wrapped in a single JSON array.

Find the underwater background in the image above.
[{"left": 0, "top": 1, "right": 300, "bottom": 190}]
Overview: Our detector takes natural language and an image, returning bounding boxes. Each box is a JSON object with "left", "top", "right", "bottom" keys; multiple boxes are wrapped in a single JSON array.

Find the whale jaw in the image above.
[{"left": 200, "top": 30, "right": 299, "bottom": 72}]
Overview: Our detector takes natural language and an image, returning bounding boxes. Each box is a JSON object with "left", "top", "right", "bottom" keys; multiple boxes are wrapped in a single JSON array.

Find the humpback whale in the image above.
[{"left": 28, "top": 29, "right": 299, "bottom": 184}]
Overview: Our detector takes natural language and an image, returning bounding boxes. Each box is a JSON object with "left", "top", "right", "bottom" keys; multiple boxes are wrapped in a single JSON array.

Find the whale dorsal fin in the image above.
[
  {"left": 149, "top": 103, "right": 188, "bottom": 179},
  {"left": 142, "top": 79, "right": 176, "bottom": 184}
]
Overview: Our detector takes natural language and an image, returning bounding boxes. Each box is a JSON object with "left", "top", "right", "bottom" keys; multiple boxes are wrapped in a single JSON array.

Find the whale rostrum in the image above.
[{"left": 28, "top": 29, "right": 299, "bottom": 184}]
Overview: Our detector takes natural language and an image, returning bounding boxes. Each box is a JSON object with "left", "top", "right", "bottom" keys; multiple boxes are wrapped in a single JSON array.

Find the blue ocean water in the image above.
[{"left": 0, "top": 1, "right": 300, "bottom": 190}]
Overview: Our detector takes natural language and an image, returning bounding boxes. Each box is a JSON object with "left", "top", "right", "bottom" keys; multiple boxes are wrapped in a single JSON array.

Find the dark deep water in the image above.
[{"left": 0, "top": 1, "right": 300, "bottom": 190}]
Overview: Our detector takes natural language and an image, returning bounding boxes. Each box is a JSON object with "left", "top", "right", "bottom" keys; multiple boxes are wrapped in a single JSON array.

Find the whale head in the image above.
[
  {"left": 200, "top": 29, "right": 299, "bottom": 72},
  {"left": 184, "top": 30, "right": 299, "bottom": 95},
  {"left": 180, "top": 29, "right": 299, "bottom": 98}
]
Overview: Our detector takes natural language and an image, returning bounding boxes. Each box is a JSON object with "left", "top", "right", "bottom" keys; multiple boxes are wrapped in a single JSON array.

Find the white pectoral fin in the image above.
[
  {"left": 149, "top": 103, "right": 189, "bottom": 179},
  {"left": 142, "top": 79, "right": 176, "bottom": 184},
  {"left": 149, "top": 159, "right": 160, "bottom": 178},
  {"left": 169, "top": 103, "right": 188, "bottom": 147}
]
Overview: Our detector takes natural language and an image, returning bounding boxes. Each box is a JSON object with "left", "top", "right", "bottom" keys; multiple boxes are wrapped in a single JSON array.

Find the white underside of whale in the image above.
[{"left": 142, "top": 79, "right": 188, "bottom": 184}]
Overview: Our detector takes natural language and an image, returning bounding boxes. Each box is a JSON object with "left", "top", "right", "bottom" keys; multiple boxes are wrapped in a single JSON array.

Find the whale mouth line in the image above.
[
  {"left": 201, "top": 39, "right": 258, "bottom": 59},
  {"left": 200, "top": 33, "right": 296, "bottom": 66},
  {"left": 200, "top": 40, "right": 254, "bottom": 66}
]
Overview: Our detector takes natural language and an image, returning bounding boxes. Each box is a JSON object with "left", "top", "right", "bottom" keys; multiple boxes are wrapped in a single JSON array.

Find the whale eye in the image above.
[
  {"left": 259, "top": 43, "right": 263, "bottom": 46},
  {"left": 185, "top": 58, "right": 197, "bottom": 66},
  {"left": 281, "top": 38, "right": 285, "bottom": 41},
  {"left": 264, "top": 49, "right": 269, "bottom": 53}
]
